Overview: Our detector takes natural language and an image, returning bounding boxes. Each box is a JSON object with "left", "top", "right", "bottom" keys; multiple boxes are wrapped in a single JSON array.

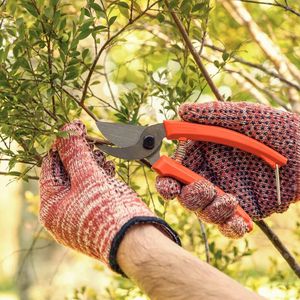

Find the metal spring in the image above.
[{"left": 173, "top": 140, "right": 187, "bottom": 163}]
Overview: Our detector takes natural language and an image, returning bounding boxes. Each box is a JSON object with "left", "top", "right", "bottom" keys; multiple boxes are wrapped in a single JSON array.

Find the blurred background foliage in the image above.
[{"left": 0, "top": 0, "right": 300, "bottom": 299}]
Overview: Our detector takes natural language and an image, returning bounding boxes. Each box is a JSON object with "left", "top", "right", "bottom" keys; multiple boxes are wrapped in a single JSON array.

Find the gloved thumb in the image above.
[
  {"left": 39, "top": 150, "right": 70, "bottom": 222},
  {"left": 53, "top": 120, "right": 98, "bottom": 181}
]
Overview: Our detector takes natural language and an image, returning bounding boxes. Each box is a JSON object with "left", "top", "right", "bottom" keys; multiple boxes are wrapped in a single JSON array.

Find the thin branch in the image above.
[
  {"left": 199, "top": 220, "right": 210, "bottom": 264},
  {"left": 61, "top": 88, "right": 98, "bottom": 121},
  {"left": 103, "top": 52, "right": 118, "bottom": 107},
  {"left": 199, "top": 2, "right": 210, "bottom": 56},
  {"left": 130, "top": 0, "right": 134, "bottom": 22},
  {"left": 204, "top": 43, "right": 300, "bottom": 91},
  {"left": 0, "top": 172, "right": 39, "bottom": 180},
  {"left": 164, "top": 0, "right": 224, "bottom": 101},
  {"left": 203, "top": 54, "right": 291, "bottom": 109},
  {"left": 222, "top": 0, "right": 300, "bottom": 112},
  {"left": 30, "top": 0, "right": 56, "bottom": 115},
  {"left": 236, "top": 0, "right": 300, "bottom": 17},
  {"left": 255, "top": 220, "right": 300, "bottom": 278},
  {"left": 142, "top": 166, "right": 156, "bottom": 210},
  {"left": 80, "top": 0, "right": 159, "bottom": 105}
]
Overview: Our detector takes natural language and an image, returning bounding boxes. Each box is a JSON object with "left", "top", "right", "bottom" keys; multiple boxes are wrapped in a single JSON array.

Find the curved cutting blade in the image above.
[
  {"left": 96, "top": 123, "right": 166, "bottom": 164},
  {"left": 96, "top": 121, "right": 145, "bottom": 147}
]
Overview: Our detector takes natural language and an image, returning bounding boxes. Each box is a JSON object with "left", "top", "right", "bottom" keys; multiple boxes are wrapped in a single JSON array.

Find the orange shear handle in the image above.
[
  {"left": 163, "top": 120, "right": 287, "bottom": 169},
  {"left": 153, "top": 156, "right": 253, "bottom": 232}
]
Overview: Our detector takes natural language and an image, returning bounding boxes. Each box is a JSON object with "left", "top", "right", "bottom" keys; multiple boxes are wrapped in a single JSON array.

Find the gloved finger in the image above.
[
  {"left": 103, "top": 160, "right": 116, "bottom": 177},
  {"left": 178, "top": 179, "right": 216, "bottom": 211},
  {"left": 218, "top": 215, "right": 249, "bottom": 239},
  {"left": 93, "top": 149, "right": 106, "bottom": 168},
  {"left": 39, "top": 150, "right": 70, "bottom": 204},
  {"left": 93, "top": 149, "right": 116, "bottom": 177},
  {"left": 179, "top": 101, "right": 271, "bottom": 138},
  {"left": 155, "top": 176, "right": 182, "bottom": 200},
  {"left": 53, "top": 120, "right": 98, "bottom": 179},
  {"left": 196, "top": 193, "right": 238, "bottom": 225}
]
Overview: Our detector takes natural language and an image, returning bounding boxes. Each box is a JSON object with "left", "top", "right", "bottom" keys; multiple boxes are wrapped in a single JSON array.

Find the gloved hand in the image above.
[
  {"left": 39, "top": 121, "right": 180, "bottom": 274},
  {"left": 156, "top": 102, "right": 300, "bottom": 238}
]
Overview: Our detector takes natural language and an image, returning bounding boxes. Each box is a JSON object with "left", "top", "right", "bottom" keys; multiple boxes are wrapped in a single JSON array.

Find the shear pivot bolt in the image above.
[{"left": 143, "top": 135, "right": 155, "bottom": 150}]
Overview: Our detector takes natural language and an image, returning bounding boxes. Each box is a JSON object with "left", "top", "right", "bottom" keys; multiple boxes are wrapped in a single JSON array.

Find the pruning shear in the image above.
[{"left": 96, "top": 119, "right": 288, "bottom": 233}]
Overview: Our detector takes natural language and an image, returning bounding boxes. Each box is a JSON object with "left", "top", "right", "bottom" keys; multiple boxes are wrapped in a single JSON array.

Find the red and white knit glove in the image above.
[
  {"left": 39, "top": 121, "right": 180, "bottom": 273},
  {"left": 156, "top": 102, "right": 300, "bottom": 238}
]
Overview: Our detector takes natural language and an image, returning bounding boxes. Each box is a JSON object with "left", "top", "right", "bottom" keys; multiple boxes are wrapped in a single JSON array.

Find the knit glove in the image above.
[
  {"left": 39, "top": 121, "right": 180, "bottom": 274},
  {"left": 156, "top": 102, "right": 300, "bottom": 238}
]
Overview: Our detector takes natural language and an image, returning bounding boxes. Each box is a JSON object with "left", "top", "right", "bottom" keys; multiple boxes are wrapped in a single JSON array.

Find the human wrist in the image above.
[
  {"left": 110, "top": 217, "right": 181, "bottom": 274},
  {"left": 117, "top": 224, "right": 176, "bottom": 277}
]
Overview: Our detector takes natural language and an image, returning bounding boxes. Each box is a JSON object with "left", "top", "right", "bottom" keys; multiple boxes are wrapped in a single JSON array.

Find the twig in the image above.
[
  {"left": 236, "top": 0, "right": 300, "bottom": 17},
  {"left": 201, "top": 54, "right": 291, "bottom": 110},
  {"left": 103, "top": 52, "right": 118, "bottom": 108},
  {"left": 199, "top": 2, "right": 210, "bottom": 56},
  {"left": 142, "top": 166, "right": 156, "bottom": 210},
  {"left": 255, "top": 220, "right": 300, "bottom": 278},
  {"left": 204, "top": 43, "right": 300, "bottom": 91},
  {"left": 30, "top": 0, "right": 56, "bottom": 116},
  {"left": 199, "top": 220, "right": 210, "bottom": 264},
  {"left": 130, "top": 0, "right": 134, "bottom": 22},
  {"left": 61, "top": 88, "right": 98, "bottom": 121},
  {"left": 164, "top": 0, "right": 224, "bottom": 101},
  {"left": 0, "top": 172, "right": 39, "bottom": 180}
]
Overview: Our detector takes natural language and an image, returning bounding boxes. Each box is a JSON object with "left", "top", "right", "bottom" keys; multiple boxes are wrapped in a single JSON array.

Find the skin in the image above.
[{"left": 117, "top": 225, "right": 265, "bottom": 300}]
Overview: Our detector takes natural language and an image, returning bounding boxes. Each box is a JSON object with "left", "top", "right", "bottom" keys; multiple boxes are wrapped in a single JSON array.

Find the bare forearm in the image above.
[{"left": 117, "top": 225, "right": 264, "bottom": 300}]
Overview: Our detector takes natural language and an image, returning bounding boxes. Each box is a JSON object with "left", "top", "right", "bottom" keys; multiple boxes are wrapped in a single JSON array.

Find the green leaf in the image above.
[
  {"left": 50, "top": 0, "right": 59, "bottom": 5},
  {"left": 83, "top": 8, "right": 91, "bottom": 17},
  {"left": 157, "top": 13, "right": 165, "bottom": 23},
  {"left": 169, "top": 0, "right": 180, "bottom": 9},
  {"left": 108, "top": 16, "right": 117, "bottom": 26},
  {"left": 77, "top": 29, "right": 92, "bottom": 40},
  {"left": 90, "top": 2, "right": 103, "bottom": 13},
  {"left": 213, "top": 60, "right": 220, "bottom": 68},
  {"left": 192, "top": 3, "right": 205, "bottom": 12},
  {"left": 82, "top": 48, "right": 89, "bottom": 60},
  {"left": 65, "top": 66, "right": 80, "bottom": 80},
  {"left": 94, "top": 25, "right": 106, "bottom": 32},
  {"left": 222, "top": 52, "right": 230, "bottom": 61},
  {"left": 118, "top": 2, "right": 129, "bottom": 9},
  {"left": 215, "top": 250, "right": 222, "bottom": 260},
  {"left": 23, "top": 3, "right": 39, "bottom": 17},
  {"left": 44, "top": 7, "right": 53, "bottom": 19}
]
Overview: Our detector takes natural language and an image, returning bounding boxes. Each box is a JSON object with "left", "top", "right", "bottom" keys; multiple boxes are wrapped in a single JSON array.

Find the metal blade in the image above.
[
  {"left": 145, "top": 149, "right": 161, "bottom": 165},
  {"left": 98, "top": 143, "right": 161, "bottom": 161},
  {"left": 97, "top": 123, "right": 166, "bottom": 163},
  {"left": 96, "top": 121, "right": 145, "bottom": 147}
]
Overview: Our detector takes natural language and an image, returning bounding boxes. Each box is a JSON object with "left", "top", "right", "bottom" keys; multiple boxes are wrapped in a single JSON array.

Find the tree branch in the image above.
[
  {"left": 199, "top": 220, "right": 210, "bottom": 264},
  {"left": 0, "top": 172, "right": 39, "bottom": 181},
  {"left": 61, "top": 87, "right": 98, "bottom": 121},
  {"left": 236, "top": 0, "right": 300, "bottom": 17},
  {"left": 255, "top": 220, "right": 300, "bottom": 278},
  {"left": 221, "top": 0, "right": 300, "bottom": 112},
  {"left": 164, "top": 0, "right": 224, "bottom": 101},
  {"left": 204, "top": 43, "right": 300, "bottom": 91}
]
